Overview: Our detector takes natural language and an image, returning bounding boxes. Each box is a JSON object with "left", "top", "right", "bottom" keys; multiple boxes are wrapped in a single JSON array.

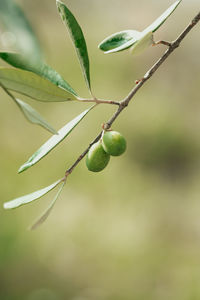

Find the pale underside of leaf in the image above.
[
  {"left": 56, "top": 0, "right": 91, "bottom": 91},
  {"left": 15, "top": 98, "right": 57, "bottom": 134},
  {"left": 30, "top": 181, "right": 65, "bottom": 230},
  {"left": 18, "top": 105, "right": 95, "bottom": 173},
  {"left": 3, "top": 179, "right": 62, "bottom": 209},
  {"left": 0, "top": 52, "right": 78, "bottom": 97},
  {"left": 143, "top": 0, "right": 182, "bottom": 34},
  {"left": 0, "top": 0, "right": 42, "bottom": 60},
  {"left": 98, "top": 30, "right": 142, "bottom": 54},
  {"left": 130, "top": 31, "right": 154, "bottom": 56},
  {"left": 0, "top": 67, "right": 76, "bottom": 102}
]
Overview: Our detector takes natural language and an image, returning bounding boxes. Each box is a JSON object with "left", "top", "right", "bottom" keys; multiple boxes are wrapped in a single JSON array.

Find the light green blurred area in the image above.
[{"left": 0, "top": 0, "right": 200, "bottom": 299}]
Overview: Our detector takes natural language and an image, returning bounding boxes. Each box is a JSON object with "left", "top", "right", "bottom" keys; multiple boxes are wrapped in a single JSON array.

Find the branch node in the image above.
[
  {"left": 120, "top": 101, "right": 128, "bottom": 109},
  {"left": 102, "top": 123, "right": 110, "bottom": 131},
  {"left": 64, "top": 170, "right": 71, "bottom": 178},
  {"left": 135, "top": 78, "right": 143, "bottom": 85}
]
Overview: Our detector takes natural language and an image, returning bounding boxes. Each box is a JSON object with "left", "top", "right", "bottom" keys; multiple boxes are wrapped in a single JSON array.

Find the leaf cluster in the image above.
[{"left": 0, "top": 0, "right": 183, "bottom": 229}]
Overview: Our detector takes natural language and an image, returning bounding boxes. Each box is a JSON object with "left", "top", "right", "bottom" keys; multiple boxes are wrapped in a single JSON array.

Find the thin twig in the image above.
[
  {"left": 65, "top": 132, "right": 102, "bottom": 176},
  {"left": 65, "top": 11, "right": 200, "bottom": 177},
  {"left": 77, "top": 97, "right": 120, "bottom": 106},
  {"left": 153, "top": 40, "right": 172, "bottom": 47}
]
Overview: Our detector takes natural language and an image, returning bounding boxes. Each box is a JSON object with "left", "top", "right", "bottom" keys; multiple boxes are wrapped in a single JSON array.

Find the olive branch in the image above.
[
  {"left": 1, "top": 0, "right": 199, "bottom": 229},
  {"left": 65, "top": 11, "right": 200, "bottom": 177}
]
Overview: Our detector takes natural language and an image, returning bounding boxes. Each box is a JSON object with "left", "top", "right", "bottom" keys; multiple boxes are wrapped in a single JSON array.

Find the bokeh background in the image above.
[{"left": 0, "top": 0, "right": 200, "bottom": 299}]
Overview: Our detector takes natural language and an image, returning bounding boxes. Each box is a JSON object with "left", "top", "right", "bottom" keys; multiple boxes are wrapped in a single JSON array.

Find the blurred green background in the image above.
[{"left": 0, "top": 0, "right": 200, "bottom": 299}]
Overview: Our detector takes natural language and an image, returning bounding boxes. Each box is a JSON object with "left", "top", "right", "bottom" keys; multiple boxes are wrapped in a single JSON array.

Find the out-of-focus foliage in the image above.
[
  {"left": 0, "top": 0, "right": 200, "bottom": 300},
  {"left": 0, "top": 0, "right": 42, "bottom": 59},
  {"left": 0, "top": 52, "right": 78, "bottom": 98}
]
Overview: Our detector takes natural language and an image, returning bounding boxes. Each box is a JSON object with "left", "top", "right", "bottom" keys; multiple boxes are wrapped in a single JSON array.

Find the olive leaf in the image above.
[
  {"left": 98, "top": 30, "right": 142, "bottom": 54},
  {"left": 3, "top": 179, "right": 62, "bottom": 209},
  {"left": 0, "top": 67, "right": 77, "bottom": 102},
  {"left": 29, "top": 181, "right": 65, "bottom": 230},
  {"left": 0, "top": 52, "right": 78, "bottom": 97},
  {"left": 0, "top": 80, "right": 57, "bottom": 134},
  {"left": 130, "top": 31, "right": 154, "bottom": 56},
  {"left": 99, "top": 0, "right": 182, "bottom": 54},
  {"left": 18, "top": 105, "right": 95, "bottom": 173},
  {"left": 15, "top": 98, "right": 57, "bottom": 134},
  {"left": 143, "top": 0, "right": 182, "bottom": 34},
  {"left": 56, "top": 0, "right": 91, "bottom": 92},
  {"left": 0, "top": 0, "right": 42, "bottom": 60}
]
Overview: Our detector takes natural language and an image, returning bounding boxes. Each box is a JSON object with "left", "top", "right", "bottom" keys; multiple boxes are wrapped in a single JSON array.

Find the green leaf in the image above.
[
  {"left": 3, "top": 179, "right": 62, "bottom": 209},
  {"left": 15, "top": 98, "right": 57, "bottom": 134},
  {"left": 130, "top": 31, "right": 154, "bottom": 56},
  {"left": 98, "top": 30, "right": 142, "bottom": 54},
  {"left": 98, "top": 0, "right": 182, "bottom": 55},
  {"left": 0, "top": 52, "right": 78, "bottom": 97},
  {"left": 143, "top": 0, "right": 182, "bottom": 34},
  {"left": 30, "top": 181, "right": 65, "bottom": 230},
  {"left": 0, "top": 67, "right": 77, "bottom": 102},
  {"left": 56, "top": 0, "right": 91, "bottom": 91},
  {"left": 0, "top": 0, "right": 42, "bottom": 60},
  {"left": 18, "top": 105, "right": 95, "bottom": 173}
]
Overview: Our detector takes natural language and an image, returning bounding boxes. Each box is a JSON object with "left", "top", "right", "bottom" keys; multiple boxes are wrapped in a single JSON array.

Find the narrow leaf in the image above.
[
  {"left": 18, "top": 105, "right": 95, "bottom": 173},
  {"left": 143, "top": 0, "right": 182, "bottom": 34},
  {"left": 0, "top": 0, "right": 42, "bottom": 60},
  {"left": 130, "top": 31, "right": 154, "bottom": 56},
  {"left": 30, "top": 181, "right": 65, "bottom": 230},
  {"left": 0, "top": 52, "right": 78, "bottom": 96},
  {"left": 0, "top": 67, "right": 77, "bottom": 102},
  {"left": 56, "top": 0, "right": 91, "bottom": 91},
  {"left": 15, "top": 98, "right": 57, "bottom": 134},
  {"left": 98, "top": 30, "right": 142, "bottom": 54},
  {"left": 3, "top": 179, "right": 62, "bottom": 209}
]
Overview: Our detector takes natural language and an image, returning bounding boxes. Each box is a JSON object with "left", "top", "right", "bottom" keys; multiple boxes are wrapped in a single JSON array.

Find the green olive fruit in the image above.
[
  {"left": 86, "top": 141, "right": 110, "bottom": 172},
  {"left": 102, "top": 130, "right": 126, "bottom": 156}
]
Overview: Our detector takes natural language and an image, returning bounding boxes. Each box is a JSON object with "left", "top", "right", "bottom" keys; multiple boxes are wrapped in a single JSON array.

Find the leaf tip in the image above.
[
  {"left": 56, "top": 0, "right": 64, "bottom": 8},
  {"left": 18, "top": 163, "right": 30, "bottom": 174},
  {"left": 50, "top": 128, "right": 59, "bottom": 135},
  {"left": 98, "top": 43, "right": 104, "bottom": 51},
  {"left": 3, "top": 200, "right": 16, "bottom": 210},
  {"left": 3, "top": 202, "right": 9, "bottom": 210},
  {"left": 28, "top": 223, "right": 38, "bottom": 231},
  {"left": 98, "top": 43, "right": 109, "bottom": 54}
]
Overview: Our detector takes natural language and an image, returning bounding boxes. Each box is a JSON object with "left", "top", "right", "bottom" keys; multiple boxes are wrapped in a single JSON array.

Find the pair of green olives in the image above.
[{"left": 86, "top": 130, "right": 127, "bottom": 172}]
